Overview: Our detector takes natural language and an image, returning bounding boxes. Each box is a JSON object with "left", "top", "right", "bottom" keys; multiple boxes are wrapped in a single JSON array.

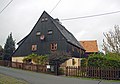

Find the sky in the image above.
[{"left": 0, "top": 0, "right": 120, "bottom": 51}]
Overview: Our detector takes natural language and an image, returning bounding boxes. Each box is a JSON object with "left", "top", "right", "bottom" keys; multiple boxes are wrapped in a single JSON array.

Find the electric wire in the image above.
[
  {"left": 0, "top": 0, "right": 13, "bottom": 15},
  {"left": 50, "top": 0, "right": 61, "bottom": 13},
  {"left": 61, "top": 10, "right": 120, "bottom": 21}
]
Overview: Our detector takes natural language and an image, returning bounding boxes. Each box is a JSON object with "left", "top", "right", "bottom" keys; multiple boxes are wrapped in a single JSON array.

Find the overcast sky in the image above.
[{"left": 0, "top": 0, "right": 120, "bottom": 51}]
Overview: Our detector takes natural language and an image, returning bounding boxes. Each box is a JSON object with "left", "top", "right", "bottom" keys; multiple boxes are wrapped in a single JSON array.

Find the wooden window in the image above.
[
  {"left": 36, "top": 31, "right": 41, "bottom": 36},
  {"left": 48, "top": 30, "right": 53, "bottom": 35},
  {"left": 45, "top": 17, "right": 48, "bottom": 21},
  {"left": 41, "top": 18, "right": 45, "bottom": 22},
  {"left": 72, "top": 47, "right": 74, "bottom": 52},
  {"left": 77, "top": 48, "right": 79, "bottom": 53},
  {"left": 72, "top": 59, "right": 76, "bottom": 65},
  {"left": 32, "top": 45, "right": 37, "bottom": 51},
  {"left": 41, "top": 17, "right": 48, "bottom": 22},
  {"left": 50, "top": 43, "right": 57, "bottom": 51}
]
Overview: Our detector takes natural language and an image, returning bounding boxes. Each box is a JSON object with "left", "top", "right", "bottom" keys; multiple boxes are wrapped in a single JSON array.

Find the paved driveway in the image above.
[{"left": 0, "top": 66, "right": 119, "bottom": 84}]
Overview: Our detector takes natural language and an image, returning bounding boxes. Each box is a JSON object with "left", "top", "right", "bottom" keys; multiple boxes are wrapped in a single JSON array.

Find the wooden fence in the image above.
[
  {"left": 0, "top": 60, "right": 47, "bottom": 73},
  {"left": 0, "top": 60, "right": 120, "bottom": 80},
  {"left": 66, "top": 66, "right": 120, "bottom": 80}
]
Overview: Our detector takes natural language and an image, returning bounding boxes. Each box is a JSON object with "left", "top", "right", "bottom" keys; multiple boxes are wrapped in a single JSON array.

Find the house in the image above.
[
  {"left": 80, "top": 40, "right": 98, "bottom": 57},
  {"left": 12, "top": 11, "right": 85, "bottom": 66}
]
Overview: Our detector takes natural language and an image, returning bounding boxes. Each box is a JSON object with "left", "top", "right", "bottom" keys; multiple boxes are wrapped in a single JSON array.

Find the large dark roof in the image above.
[
  {"left": 52, "top": 20, "right": 84, "bottom": 50},
  {"left": 17, "top": 11, "right": 85, "bottom": 50}
]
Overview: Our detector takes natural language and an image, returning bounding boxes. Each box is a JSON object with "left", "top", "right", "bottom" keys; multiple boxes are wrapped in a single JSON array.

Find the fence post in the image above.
[{"left": 66, "top": 66, "right": 68, "bottom": 76}]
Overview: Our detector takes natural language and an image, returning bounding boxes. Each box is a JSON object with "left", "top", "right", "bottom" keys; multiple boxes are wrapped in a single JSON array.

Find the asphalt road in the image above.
[{"left": 0, "top": 66, "right": 119, "bottom": 84}]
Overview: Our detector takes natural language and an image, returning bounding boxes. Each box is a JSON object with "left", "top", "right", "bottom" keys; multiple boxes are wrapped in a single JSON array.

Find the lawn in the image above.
[{"left": 0, "top": 73, "right": 28, "bottom": 84}]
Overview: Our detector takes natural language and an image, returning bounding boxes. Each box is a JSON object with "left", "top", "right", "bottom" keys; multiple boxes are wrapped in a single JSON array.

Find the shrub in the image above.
[
  {"left": 23, "top": 53, "right": 48, "bottom": 65},
  {"left": 81, "top": 58, "right": 88, "bottom": 67},
  {"left": 87, "top": 53, "right": 120, "bottom": 68}
]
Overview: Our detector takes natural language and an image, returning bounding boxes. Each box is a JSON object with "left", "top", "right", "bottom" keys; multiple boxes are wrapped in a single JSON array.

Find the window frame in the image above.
[
  {"left": 31, "top": 45, "right": 37, "bottom": 51},
  {"left": 47, "top": 30, "right": 53, "bottom": 35},
  {"left": 36, "top": 31, "right": 41, "bottom": 36},
  {"left": 50, "top": 43, "right": 57, "bottom": 51}
]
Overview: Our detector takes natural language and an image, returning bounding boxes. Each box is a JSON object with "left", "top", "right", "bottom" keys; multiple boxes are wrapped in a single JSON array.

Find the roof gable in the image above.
[{"left": 17, "top": 11, "right": 84, "bottom": 50}]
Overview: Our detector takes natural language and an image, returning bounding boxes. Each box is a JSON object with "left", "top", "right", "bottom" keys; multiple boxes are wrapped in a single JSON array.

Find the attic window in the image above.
[
  {"left": 45, "top": 17, "right": 48, "bottom": 21},
  {"left": 41, "top": 17, "right": 48, "bottom": 22},
  {"left": 48, "top": 30, "right": 53, "bottom": 35},
  {"left": 36, "top": 31, "right": 41, "bottom": 36},
  {"left": 50, "top": 43, "right": 57, "bottom": 51},
  {"left": 41, "top": 18, "right": 45, "bottom": 22},
  {"left": 32, "top": 45, "right": 37, "bottom": 51}
]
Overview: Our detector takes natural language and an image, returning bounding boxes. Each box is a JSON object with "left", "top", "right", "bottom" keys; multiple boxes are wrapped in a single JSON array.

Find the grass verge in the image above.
[
  {"left": 0, "top": 73, "right": 28, "bottom": 84},
  {"left": 66, "top": 76, "right": 120, "bottom": 82}
]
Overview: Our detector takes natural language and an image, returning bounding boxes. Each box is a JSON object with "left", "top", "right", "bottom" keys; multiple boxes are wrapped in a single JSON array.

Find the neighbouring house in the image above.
[
  {"left": 80, "top": 40, "right": 98, "bottom": 57},
  {"left": 12, "top": 11, "right": 85, "bottom": 66}
]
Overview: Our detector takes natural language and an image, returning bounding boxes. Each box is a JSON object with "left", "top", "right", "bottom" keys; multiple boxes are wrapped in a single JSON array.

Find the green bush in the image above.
[
  {"left": 81, "top": 58, "right": 88, "bottom": 67},
  {"left": 23, "top": 53, "right": 48, "bottom": 65},
  {"left": 0, "top": 57, "right": 2, "bottom": 60},
  {"left": 87, "top": 53, "right": 120, "bottom": 68}
]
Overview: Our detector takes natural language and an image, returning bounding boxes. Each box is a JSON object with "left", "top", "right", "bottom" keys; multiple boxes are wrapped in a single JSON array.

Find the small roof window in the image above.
[
  {"left": 48, "top": 30, "right": 53, "bottom": 35},
  {"left": 36, "top": 31, "right": 41, "bottom": 36},
  {"left": 45, "top": 17, "right": 48, "bottom": 21}
]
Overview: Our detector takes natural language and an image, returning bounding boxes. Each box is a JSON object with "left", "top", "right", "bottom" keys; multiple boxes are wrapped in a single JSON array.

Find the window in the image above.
[
  {"left": 72, "top": 59, "right": 76, "bottom": 65},
  {"left": 41, "top": 18, "right": 45, "bottom": 22},
  {"left": 36, "top": 31, "right": 41, "bottom": 36},
  {"left": 72, "top": 47, "right": 74, "bottom": 52},
  {"left": 45, "top": 17, "right": 48, "bottom": 21},
  {"left": 77, "top": 48, "right": 79, "bottom": 53},
  {"left": 50, "top": 43, "right": 57, "bottom": 51},
  {"left": 32, "top": 45, "right": 37, "bottom": 51},
  {"left": 41, "top": 17, "right": 48, "bottom": 22},
  {"left": 48, "top": 30, "right": 53, "bottom": 35}
]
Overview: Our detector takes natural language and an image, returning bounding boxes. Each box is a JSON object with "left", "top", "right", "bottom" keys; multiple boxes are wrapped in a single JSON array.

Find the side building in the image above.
[
  {"left": 12, "top": 11, "right": 85, "bottom": 66},
  {"left": 80, "top": 40, "right": 98, "bottom": 57}
]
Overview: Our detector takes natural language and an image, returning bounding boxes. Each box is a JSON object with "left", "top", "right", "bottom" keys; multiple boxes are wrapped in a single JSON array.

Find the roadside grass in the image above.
[
  {"left": 0, "top": 74, "right": 28, "bottom": 84},
  {"left": 66, "top": 76, "right": 120, "bottom": 83}
]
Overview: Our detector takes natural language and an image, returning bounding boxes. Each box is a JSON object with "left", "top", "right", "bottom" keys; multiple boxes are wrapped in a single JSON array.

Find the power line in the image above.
[
  {"left": 0, "top": 0, "right": 13, "bottom": 15},
  {"left": 61, "top": 10, "right": 120, "bottom": 21},
  {"left": 50, "top": 0, "right": 61, "bottom": 13}
]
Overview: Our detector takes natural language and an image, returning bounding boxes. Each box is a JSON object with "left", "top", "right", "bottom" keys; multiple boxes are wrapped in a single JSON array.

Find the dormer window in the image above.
[
  {"left": 48, "top": 30, "right": 53, "bottom": 35},
  {"left": 36, "top": 31, "right": 41, "bottom": 36}
]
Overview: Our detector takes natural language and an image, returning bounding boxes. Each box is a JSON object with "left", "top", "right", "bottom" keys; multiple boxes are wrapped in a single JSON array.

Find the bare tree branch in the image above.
[{"left": 103, "top": 25, "right": 120, "bottom": 54}]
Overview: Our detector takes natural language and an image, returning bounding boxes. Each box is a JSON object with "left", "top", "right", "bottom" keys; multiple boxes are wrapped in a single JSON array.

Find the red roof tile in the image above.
[{"left": 80, "top": 40, "right": 98, "bottom": 53}]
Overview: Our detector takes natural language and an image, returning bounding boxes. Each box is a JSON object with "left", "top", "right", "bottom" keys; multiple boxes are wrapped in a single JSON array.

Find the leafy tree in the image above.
[
  {"left": 103, "top": 25, "right": 120, "bottom": 54},
  {"left": 3, "top": 33, "right": 15, "bottom": 61}
]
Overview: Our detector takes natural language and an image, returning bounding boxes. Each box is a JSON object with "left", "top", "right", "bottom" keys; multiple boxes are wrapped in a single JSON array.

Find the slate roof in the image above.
[
  {"left": 17, "top": 11, "right": 85, "bottom": 50},
  {"left": 52, "top": 20, "right": 84, "bottom": 50},
  {"left": 80, "top": 40, "right": 98, "bottom": 53}
]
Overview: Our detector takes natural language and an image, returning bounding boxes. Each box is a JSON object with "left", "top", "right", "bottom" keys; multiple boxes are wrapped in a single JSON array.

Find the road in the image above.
[{"left": 0, "top": 66, "right": 119, "bottom": 84}]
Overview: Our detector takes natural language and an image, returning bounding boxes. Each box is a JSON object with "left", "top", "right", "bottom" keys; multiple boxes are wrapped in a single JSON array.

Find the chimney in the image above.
[{"left": 54, "top": 18, "right": 62, "bottom": 24}]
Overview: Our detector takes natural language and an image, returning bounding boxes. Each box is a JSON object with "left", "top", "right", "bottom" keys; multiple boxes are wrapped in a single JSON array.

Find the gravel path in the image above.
[{"left": 0, "top": 66, "right": 119, "bottom": 84}]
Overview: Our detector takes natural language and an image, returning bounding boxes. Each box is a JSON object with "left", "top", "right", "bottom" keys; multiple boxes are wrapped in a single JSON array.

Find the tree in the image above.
[
  {"left": 3, "top": 33, "right": 15, "bottom": 61},
  {"left": 103, "top": 25, "right": 120, "bottom": 54},
  {"left": 0, "top": 45, "right": 3, "bottom": 60}
]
